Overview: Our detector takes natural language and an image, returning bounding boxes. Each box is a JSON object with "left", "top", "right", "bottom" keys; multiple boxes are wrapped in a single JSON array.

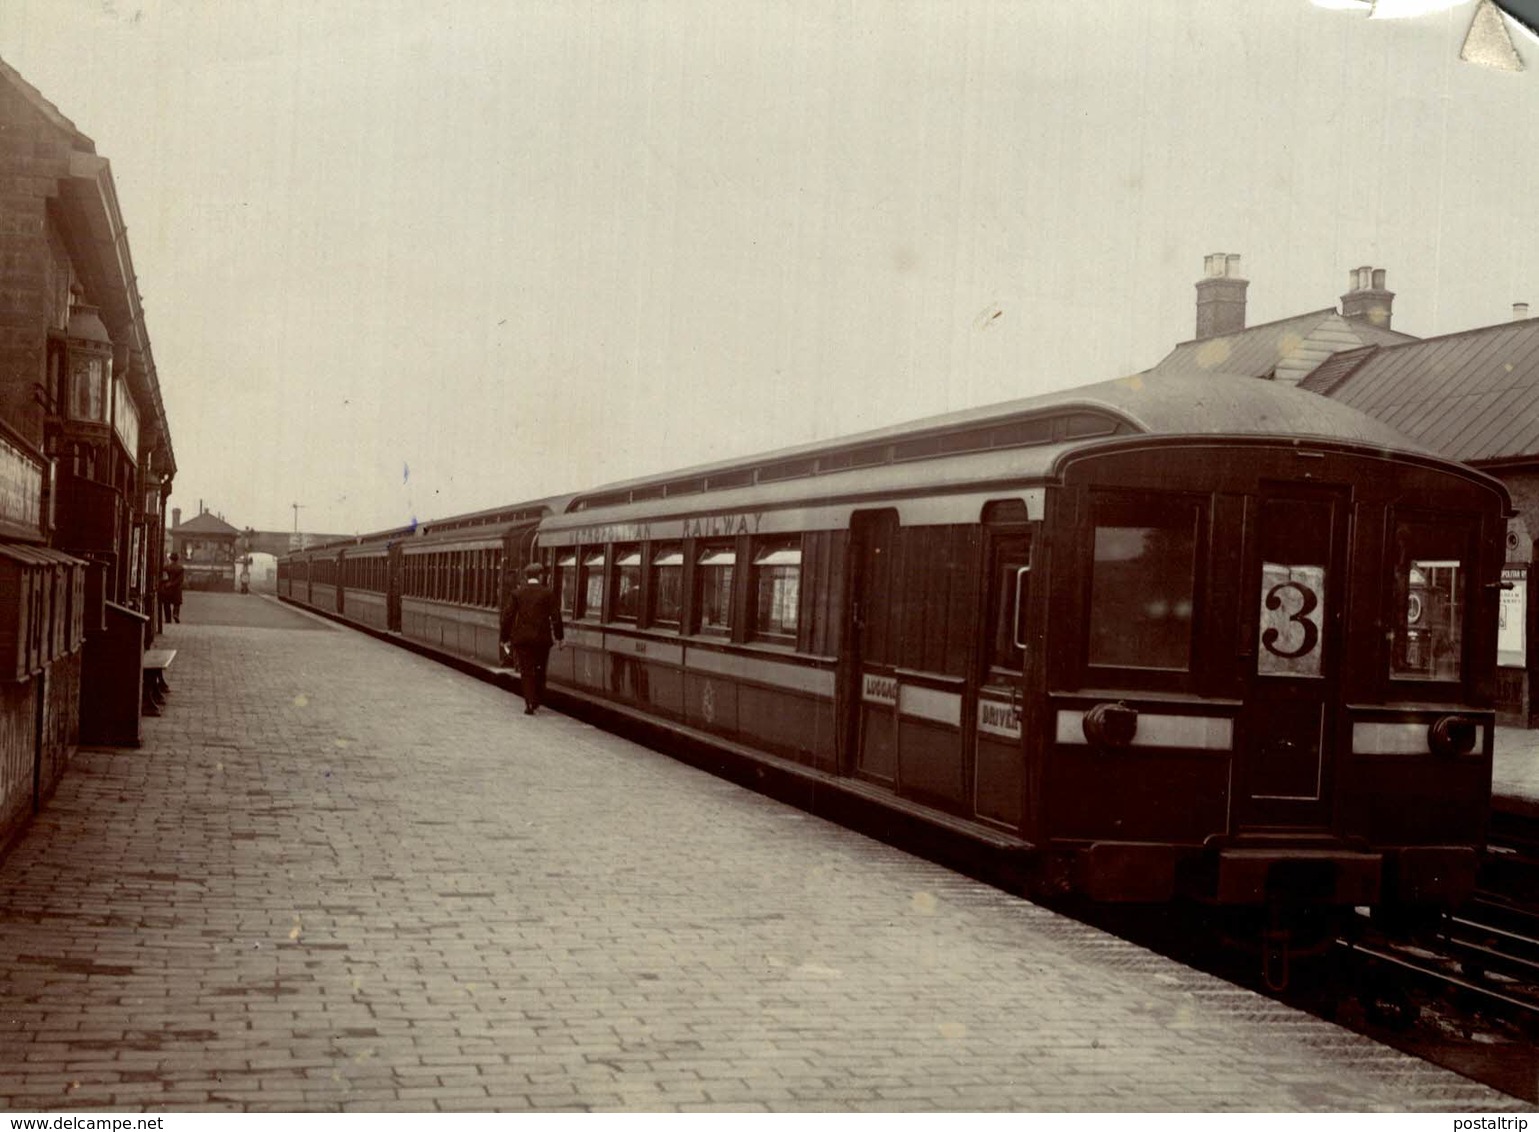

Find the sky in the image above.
[{"left": 2, "top": 0, "right": 1538, "bottom": 536}]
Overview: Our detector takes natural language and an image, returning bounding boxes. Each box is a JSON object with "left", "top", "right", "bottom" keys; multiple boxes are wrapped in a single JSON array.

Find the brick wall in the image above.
[
  {"left": 0, "top": 677, "right": 34, "bottom": 850},
  {"left": 0, "top": 78, "right": 88, "bottom": 857},
  {"left": 0, "top": 80, "right": 73, "bottom": 451},
  {"left": 37, "top": 650, "right": 80, "bottom": 808}
]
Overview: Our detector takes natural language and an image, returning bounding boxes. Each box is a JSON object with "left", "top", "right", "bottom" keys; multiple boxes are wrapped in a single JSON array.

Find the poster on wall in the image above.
[
  {"left": 1498, "top": 565, "right": 1526, "bottom": 669},
  {"left": 129, "top": 523, "right": 143, "bottom": 596}
]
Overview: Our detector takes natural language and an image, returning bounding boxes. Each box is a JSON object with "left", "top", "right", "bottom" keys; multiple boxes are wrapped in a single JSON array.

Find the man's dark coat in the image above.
[{"left": 505, "top": 581, "right": 563, "bottom": 647}]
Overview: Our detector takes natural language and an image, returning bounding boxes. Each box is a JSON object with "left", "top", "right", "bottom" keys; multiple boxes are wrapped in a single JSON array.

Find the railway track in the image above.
[
  {"left": 1042, "top": 822, "right": 1539, "bottom": 1102},
  {"left": 1338, "top": 925, "right": 1539, "bottom": 1031},
  {"left": 1328, "top": 815, "right": 1539, "bottom": 1033},
  {"left": 1482, "top": 811, "right": 1539, "bottom": 906}
]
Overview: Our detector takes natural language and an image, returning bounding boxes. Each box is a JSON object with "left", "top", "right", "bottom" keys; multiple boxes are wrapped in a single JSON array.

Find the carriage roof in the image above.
[{"left": 557, "top": 370, "right": 1439, "bottom": 521}]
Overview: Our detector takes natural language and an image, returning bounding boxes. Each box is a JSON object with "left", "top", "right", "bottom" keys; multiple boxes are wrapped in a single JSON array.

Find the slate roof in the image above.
[
  {"left": 1147, "top": 309, "right": 1419, "bottom": 384},
  {"left": 0, "top": 56, "right": 90, "bottom": 150},
  {"left": 1299, "top": 318, "right": 1539, "bottom": 465},
  {"left": 173, "top": 511, "right": 242, "bottom": 537}
]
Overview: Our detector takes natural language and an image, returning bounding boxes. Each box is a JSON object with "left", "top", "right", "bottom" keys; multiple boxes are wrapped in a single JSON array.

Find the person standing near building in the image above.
[
  {"left": 503, "top": 561, "right": 563, "bottom": 715},
  {"left": 161, "top": 553, "right": 185, "bottom": 623}
]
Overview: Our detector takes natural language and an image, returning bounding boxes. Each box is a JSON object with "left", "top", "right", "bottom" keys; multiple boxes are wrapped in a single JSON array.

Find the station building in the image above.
[
  {"left": 1148, "top": 256, "right": 1539, "bottom": 724},
  {"left": 0, "top": 58, "right": 176, "bottom": 845},
  {"left": 168, "top": 506, "right": 242, "bottom": 591},
  {"left": 1150, "top": 256, "right": 1419, "bottom": 385}
]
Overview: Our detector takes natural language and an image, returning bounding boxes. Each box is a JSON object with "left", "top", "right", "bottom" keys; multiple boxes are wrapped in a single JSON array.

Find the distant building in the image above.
[
  {"left": 1147, "top": 255, "right": 1418, "bottom": 385},
  {"left": 169, "top": 507, "right": 241, "bottom": 592},
  {"left": 0, "top": 58, "right": 176, "bottom": 841}
]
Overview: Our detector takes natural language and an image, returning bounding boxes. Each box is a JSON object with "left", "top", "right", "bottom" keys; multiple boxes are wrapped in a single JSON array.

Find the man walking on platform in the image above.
[
  {"left": 503, "top": 561, "right": 563, "bottom": 715},
  {"left": 161, "top": 553, "right": 185, "bottom": 624}
]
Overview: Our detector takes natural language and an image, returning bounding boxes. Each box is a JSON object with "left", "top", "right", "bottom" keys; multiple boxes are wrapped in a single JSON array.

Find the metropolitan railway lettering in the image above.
[
  {"left": 680, "top": 512, "right": 764, "bottom": 539},
  {"left": 563, "top": 522, "right": 654, "bottom": 546},
  {"left": 556, "top": 511, "right": 765, "bottom": 546}
]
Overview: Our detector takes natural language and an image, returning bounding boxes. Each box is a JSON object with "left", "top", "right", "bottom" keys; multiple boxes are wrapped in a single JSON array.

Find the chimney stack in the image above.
[
  {"left": 172, "top": 507, "right": 181, "bottom": 530},
  {"left": 1515, "top": 302, "right": 1531, "bottom": 322},
  {"left": 1195, "top": 253, "right": 1248, "bottom": 340},
  {"left": 1340, "top": 266, "right": 1395, "bottom": 329}
]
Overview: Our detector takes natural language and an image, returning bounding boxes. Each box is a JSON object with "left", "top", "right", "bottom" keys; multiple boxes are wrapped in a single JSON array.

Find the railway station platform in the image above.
[
  {"left": 1494, "top": 728, "right": 1539, "bottom": 817},
  {"left": 0, "top": 592, "right": 1526, "bottom": 1113}
]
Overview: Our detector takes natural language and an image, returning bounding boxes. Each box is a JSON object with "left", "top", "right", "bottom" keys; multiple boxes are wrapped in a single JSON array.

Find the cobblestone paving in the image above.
[{"left": 0, "top": 593, "right": 1527, "bottom": 1112}]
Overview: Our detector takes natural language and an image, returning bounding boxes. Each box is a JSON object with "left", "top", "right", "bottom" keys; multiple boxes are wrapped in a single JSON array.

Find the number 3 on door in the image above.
[{"left": 1258, "top": 562, "right": 1326, "bottom": 677}]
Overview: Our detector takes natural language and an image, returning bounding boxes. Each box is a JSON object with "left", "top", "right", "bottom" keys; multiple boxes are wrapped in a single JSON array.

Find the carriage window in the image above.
[
  {"left": 580, "top": 550, "right": 605, "bottom": 619},
  {"left": 1392, "top": 536, "right": 1464, "bottom": 682},
  {"left": 651, "top": 545, "right": 684, "bottom": 626},
  {"left": 752, "top": 541, "right": 801, "bottom": 639},
  {"left": 556, "top": 552, "right": 577, "bottom": 618},
  {"left": 697, "top": 545, "right": 735, "bottom": 633},
  {"left": 612, "top": 546, "right": 642, "bottom": 621},
  {"left": 1088, "top": 503, "right": 1198, "bottom": 671},
  {"left": 988, "top": 535, "right": 1032, "bottom": 672}
]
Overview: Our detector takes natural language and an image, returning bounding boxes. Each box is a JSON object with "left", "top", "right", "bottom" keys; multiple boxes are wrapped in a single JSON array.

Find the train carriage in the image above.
[
  {"left": 283, "top": 503, "right": 562, "bottom": 665},
  {"left": 280, "top": 370, "right": 1510, "bottom": 941},
  {"left": 532, "top": 371, "right": 1508, "bottom": 911}
]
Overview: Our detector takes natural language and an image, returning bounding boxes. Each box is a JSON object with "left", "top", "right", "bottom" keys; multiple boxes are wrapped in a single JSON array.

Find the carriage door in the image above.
[
  {"left": 387, "top": 543, "right": 403, "bottom": 633},
  {"left": 843, "top": 509, "right": 901, "bottom": 783},
  {"left": 973, "top": 517, "right": 1031, "bottom": 829},
  {"left": 1235, "top": 487, "right": 1349, "bottom": 829}
]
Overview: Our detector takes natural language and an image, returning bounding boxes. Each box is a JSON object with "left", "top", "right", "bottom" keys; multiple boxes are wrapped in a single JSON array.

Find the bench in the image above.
[{"left": 143, "top": 648, "right": 176, "bottom": 716}]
